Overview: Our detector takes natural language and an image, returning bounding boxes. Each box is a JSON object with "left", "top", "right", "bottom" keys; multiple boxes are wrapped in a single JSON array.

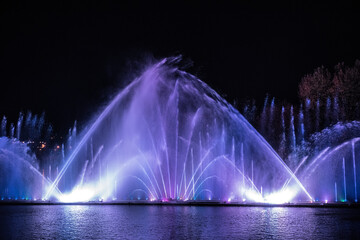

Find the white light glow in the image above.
[
  {"left": 244, "top": 188, "right": 264, "bottom": 203},
  {"left": 264, "top": 188, "right": 297, "bottom": 204},
  {"left": 59, "top": 187, "right": 95, "bottom": 203}
]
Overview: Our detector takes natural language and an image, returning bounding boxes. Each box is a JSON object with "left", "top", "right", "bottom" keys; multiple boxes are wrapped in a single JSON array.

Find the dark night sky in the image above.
[{"left": 1, "top": 1, "right": 360, "bottom": 134}]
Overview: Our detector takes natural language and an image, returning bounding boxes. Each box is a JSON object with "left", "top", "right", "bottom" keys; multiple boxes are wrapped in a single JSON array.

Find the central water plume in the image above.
[{"left": 47, "top": 57, "right": 311, "bottom": 203}]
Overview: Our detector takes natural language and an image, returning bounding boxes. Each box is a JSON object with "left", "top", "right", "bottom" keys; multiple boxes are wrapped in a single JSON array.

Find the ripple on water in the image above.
[{"left": 1, "top": 206, "right": 360, "bottom": 239}]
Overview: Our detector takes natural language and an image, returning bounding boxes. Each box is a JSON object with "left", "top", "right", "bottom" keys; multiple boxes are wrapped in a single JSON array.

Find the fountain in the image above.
[
  {"left": 0, "top": 137, "right": 58, "bottom": 200},
  {"left": 2, "top": 57, "right": 360, "bottom": 205},
  {"left": 294, "top": 122, "right": 360, "bottom": 202},
  {"left": 42, "top": 57, "right": 312, "bottom": 203}
]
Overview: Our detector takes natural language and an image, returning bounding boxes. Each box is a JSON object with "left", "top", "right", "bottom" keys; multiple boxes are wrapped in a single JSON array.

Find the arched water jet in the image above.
[
  {"left": 44, "top": 71, "right": 146, "bottom": 199},
  {"left": 0, "top": 137, "right": 62, "bottom": 200},
  {"left": 297, "top": 136, "right": 360, "bottom": 202},
  {"left": 45, "top": 57, "right": 312, "bottom": 203}
]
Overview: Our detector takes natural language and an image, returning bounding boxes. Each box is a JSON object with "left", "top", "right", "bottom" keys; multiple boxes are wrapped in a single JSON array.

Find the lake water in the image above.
[{"left": 0, "top": 205, "right": 360, "bottom": 239}]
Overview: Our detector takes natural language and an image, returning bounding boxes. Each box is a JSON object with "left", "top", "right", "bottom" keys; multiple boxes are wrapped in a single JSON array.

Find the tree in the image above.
[
  {"left": 298, "top": 60, "right": 360, "bottom": 120},
  {"left": 299, "top": 66, "right": 332, "bottom": 105}
]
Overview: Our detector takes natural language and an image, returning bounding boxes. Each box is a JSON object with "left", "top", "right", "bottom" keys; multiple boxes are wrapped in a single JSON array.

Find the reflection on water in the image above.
[{"left": 0, "top": 206, "right": 360, "bottom": 239}]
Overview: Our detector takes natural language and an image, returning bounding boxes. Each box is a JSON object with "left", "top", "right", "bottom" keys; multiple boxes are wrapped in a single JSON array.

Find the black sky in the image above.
[{"left": 1, "top": 1, "right": 360, "bottom": 134}]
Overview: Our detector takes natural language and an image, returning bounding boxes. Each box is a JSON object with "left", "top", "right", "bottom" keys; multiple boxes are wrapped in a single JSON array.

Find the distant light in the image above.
[
  {"left": 242, "top": 198, "right": 246, "bottom": 202},
  {"left": 325, "top": 199, "right": 328, "bottom": 204}
]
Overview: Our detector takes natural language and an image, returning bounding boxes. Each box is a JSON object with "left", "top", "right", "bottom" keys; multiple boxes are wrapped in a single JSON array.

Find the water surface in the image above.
[{"left": 0, "top": 205, "right": 359, "bottom": 239}]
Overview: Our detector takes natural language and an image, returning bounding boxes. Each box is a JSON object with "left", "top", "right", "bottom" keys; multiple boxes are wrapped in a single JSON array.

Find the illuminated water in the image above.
[
  {"left": 44, "top": 57, "right": 311, "bottom": 203},
  {"left": 0, "top": 205, "right": 359, "bottom": 239},
  {"left": 1, "top": 58, "right": 360, "bottom": 205}
]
